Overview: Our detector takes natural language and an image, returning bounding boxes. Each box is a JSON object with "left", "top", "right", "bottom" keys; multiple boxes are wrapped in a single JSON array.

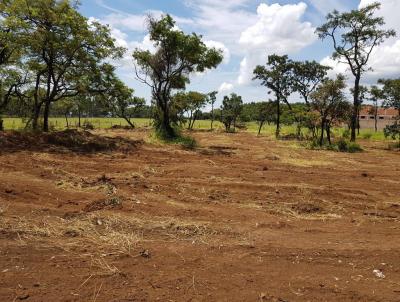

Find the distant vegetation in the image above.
[{"left": 0, "top": 1, "right": 399, "bottom": 149}]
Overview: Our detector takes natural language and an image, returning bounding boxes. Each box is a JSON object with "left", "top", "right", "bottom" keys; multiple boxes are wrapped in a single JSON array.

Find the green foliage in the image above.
[
  {"left": 1, "top": 0, "right": 124, "bottom": 131},
  {"left": 310, "top": 75, "right": 351, "bottom": 146},
  {"left": 384, "top": 121, "right": 400, "bottom": 141},
  {"left": 253, "top": 55, "right": 293, "bottom": 138},
  {"left": 291, "top": 60, "right": 330, "bottom": 106},
  {"left": 378, "top": 78, "right": 400, "bottom": 110},
  {"left": 307, "top": 138, "right": 363, "bottom": 153},
  {"left": 132, "top": 15, "right": 223, "bottom": 136},
  {"left": 316, "top": 2, "right": 396, "bottom": 141},
  {"left": 336, "top": 139, "right": 363, "bottom": 153},
  {"left": 172, "top": 91, "right": 207, "bottom": 129},
  {"left": 220, "top": 93, "right": 243, "bottom": 132},
  {"left": 153, "top": 127, "right": 197, "bottom": 149}
]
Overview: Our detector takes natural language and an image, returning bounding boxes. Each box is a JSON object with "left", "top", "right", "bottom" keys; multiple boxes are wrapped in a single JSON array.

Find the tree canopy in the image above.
[
  {"left": 316, "top": 2, "right": 396, "bottom": 141},
  {"left": 133, "top": 15, "right": 223, "bottom": 138}
]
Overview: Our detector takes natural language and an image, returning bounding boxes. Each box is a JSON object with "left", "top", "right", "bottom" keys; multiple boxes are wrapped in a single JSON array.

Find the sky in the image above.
[{"left": 79, "top": 0, "right": 400, "bottom": 106}]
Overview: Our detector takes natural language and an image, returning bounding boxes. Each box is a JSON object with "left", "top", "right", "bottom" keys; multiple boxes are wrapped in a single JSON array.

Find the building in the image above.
[{"left": 359, "top": 106, "right": 399, "bottom": 130}]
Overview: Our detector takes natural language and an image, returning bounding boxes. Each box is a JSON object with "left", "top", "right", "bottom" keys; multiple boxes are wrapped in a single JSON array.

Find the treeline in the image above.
[
  {"left": 1, "top": 1, "right": 399, "bottom": 145},
  {"left": 0, "top": 0, "right": 146, "bottom": 131}
]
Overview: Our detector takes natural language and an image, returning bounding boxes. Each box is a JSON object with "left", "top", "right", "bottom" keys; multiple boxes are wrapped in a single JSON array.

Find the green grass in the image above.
[
  {"left": 1, "top": 117, "right": 392, "bottom": 141},
  {"left": 2, "top": 117, "right": 153, "bottom": 130}
]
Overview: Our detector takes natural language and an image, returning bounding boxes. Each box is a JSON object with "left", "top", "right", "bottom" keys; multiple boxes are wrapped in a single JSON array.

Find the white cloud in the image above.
[
  {"left": 237, "top": 2, "right": 316, "bottom": 85},
  {"left": 218, "top": 82, "right": 234, "bottom": 93},
  {"left": 184, "top": 0, "right": 255, "bottom": 55},
  {"left": 204, "top": 40, "right": 230, "bottom": 64}
]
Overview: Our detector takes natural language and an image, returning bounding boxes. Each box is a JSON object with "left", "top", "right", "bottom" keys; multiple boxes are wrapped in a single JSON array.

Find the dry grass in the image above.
[{"left": 0, "top": 212, "right": 226, "bottom": 255}]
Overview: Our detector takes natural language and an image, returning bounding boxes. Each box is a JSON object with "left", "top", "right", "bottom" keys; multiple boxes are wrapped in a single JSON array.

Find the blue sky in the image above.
[{"left": 78, "top": 0, "right": 399, "bottom": 106}]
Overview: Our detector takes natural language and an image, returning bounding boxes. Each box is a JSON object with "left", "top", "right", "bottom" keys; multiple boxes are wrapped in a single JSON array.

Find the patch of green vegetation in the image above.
[
  {"left": 306, "top": 138, "right": 363, "bottom": 153},
  {"left": 149, "top": 128, "right": 197, "bottom": 150}
]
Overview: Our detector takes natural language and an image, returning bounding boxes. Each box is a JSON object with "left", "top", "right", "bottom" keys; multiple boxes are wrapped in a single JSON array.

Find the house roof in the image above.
[{"left": 359, "top": 106, "right": 399, "bottom": 116}]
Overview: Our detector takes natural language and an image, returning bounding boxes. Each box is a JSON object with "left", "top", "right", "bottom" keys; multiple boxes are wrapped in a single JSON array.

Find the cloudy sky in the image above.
[{"left": 79, "top": 0, "right": 400, "bottom": 105}]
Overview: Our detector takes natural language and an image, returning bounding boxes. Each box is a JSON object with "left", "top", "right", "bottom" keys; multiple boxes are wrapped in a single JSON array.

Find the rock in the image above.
[
  {"left": 140, "top": 249, "right": 151, "bottom": 258},
  {"left": 373, "top": 269, "right": 385, "bottom": 279},
  {"left": 17, "top": 293, "right": 30, "bottom": 300}
]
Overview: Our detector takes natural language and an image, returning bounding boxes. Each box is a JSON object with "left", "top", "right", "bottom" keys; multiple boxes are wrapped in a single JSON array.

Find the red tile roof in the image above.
[{"left": 359, "top": 106, "right": 399, "bottom": 117}]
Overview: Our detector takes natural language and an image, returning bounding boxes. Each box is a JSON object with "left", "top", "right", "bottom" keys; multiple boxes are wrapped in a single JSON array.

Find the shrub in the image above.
[
  {"left": 342, "top": 129, "right": 350, "bottom": 139},
  {"left": 82, "top": 120, "right": 94, "bottom": 130},
  {"left": 362, "top": 132, "right": 373, "bottom": 139},
  {"left": 336, "top": 138, "right": 363, "bottom": 153},
  {"left": 306, "top": 138, "right": 362, "bottom": 153}
]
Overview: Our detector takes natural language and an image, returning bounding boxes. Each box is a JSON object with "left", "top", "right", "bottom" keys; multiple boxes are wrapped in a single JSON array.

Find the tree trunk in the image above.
[
  {"left": 319, "top": 119, "right": 325, "bottom": 146},
  {"left": 78, "top": 109, "right": 81, "bottom": 128},
  {"left": 43, "top": 100, "right": 51, "bottom": 132},
  {"left": 0, "top": 118, "right": 3, "bottom": 131},
  {"left": 32, "top": 73, "right": 42, "bottom": 131},
  {"left": 276, "top": 97, "right": 280, "bottom": 138},
  {"left": 258, "top": 121, "right": 265, "bottom": 135},
  {"left": 374, "top": 101, "right": 378, "bottom": 132},
  {"left": 326, "top": 122, "right": 331, "bottom": 145},
  {"left": 65, "top": 114, "right": 69, "bottom": 128},
  {"left": 211, "top": 103, "right": 214, "bottom": 130},
  {"left": 124, "top": 117, "right": 135, "bottom": 129},
  {"left": 351, "top": 74, "right": 361, "bottom": 142}
]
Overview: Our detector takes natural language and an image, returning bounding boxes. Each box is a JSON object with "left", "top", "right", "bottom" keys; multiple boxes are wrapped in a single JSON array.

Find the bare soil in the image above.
[{"left": 0, "top": 129, "right": 399, "bottom": 302}]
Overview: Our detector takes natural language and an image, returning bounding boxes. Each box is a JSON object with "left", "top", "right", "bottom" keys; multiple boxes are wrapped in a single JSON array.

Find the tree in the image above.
[
  {"left": 253, "top": 55, "right": 293, "bottom": 138},
  {"left": 172, "top": 91, "right": 207, "bottom": 130},
  {"left": 255, "top": 101, "right": 275, "bottom": 135},
  {"left": 133, "top": 15, "right": 223, "bottom": 138},
  {"left": 310, "top": 75, "right": 350, "bottom": 146},
  {"left": 378, "top": 78, "right": 400, "bottom": 144},
  {"left": 351, "top": 85, "right": 369, "bottom": 134},
  {"left": 368, "top": 85, "right": 382, "bottom": 132},
  {"left": 378, "top": 79, "right": 400, "bottom": 114},
  {"left": 53, "top": 99, "right": 75, "bottom": 128},
  {"left": 291, "top": 60, "right": 330, "bottom": 107},
  {"left": 2, "top": 0, "right": 124, "bottom": 131},
  {"left": 220, "top": 93, "right": 243, "bottom": 132},
  {"left": 316, "top": 2, "right": 396, "bottom": 141},
  {"left": 0, "top": 7, "right": 26, "bottom": 130},
  {"left": 207, "top": 91, "right": 218, "bottom": 130}
]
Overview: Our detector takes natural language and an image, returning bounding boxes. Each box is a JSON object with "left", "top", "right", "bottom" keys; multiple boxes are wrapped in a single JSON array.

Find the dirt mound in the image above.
[{"left": 0, "top": 129, "right": 142, "bottom": 153}]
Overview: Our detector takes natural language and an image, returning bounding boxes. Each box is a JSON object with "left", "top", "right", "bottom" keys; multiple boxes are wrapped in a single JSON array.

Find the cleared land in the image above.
[{"left": 0, "top": 129, "right": 399, "bottom": 301}]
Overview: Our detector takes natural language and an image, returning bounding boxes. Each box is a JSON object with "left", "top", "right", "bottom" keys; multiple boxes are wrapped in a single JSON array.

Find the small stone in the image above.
[
  {"left": 17, "top": 293, "right": 30, "bottom": 300},
  {"left": 140, "top": 249, "right": 151, "bottom": 258}
]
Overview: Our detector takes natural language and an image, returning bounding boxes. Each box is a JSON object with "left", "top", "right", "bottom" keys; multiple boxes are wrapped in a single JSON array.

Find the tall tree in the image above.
[
  {"left": 220, "top": 93, "right": 243, "bottom": 132},
  {"left": 378, "top": 78, "right": 400, "bottom": 144},
  {"left": 2, "top": 0, "right": 124, "bottom": 131},
  {"left": 253, "top": 55, "right": 293, "bottom": 138},
  {"left": 316, "top": 2, "right": 396, "bottom": 141},
  {"left": 291, "top": 60, "right": 330, "bottom": 107},
  {"left": 378, "top": 78, "right": 400, "bottom": 114},
  {"left": 310, "top": 75, "right": 350, "bottom": 146},
  {"left": 172, "top": 91, "right": 207, "bottom": 130},
  {"left": 368, "top": 85, "right": 382, "bottom": 132},
  {"left": 255, "top": 101, "right": 275, "bottom": 135},
  {"left": 207, "top": 91, "right": 218, "bottom": 130},
  {"left": 132, "top": 15, "right": 223, "bottom": 138}
]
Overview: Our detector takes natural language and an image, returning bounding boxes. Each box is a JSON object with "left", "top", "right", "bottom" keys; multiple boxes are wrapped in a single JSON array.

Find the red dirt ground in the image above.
[{"left": 0, "top": 129, "right": 399, "bottom": 301}]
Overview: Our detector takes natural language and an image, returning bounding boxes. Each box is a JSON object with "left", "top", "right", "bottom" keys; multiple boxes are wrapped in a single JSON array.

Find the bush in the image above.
[
  {"left": 336, "top": 138, "right": 363, "bottom": 153},
  {"left": 362, "top": 132, "right": 373, "bottom": 139},
  {"left": 306, "top": 138, "right": 362, "bottom": 153},
  {"left": 342, "top": 129, "right": 350, "bottom": 139},
  {"left": 82, "top": 120, "right": 94, "bottom": 130},
  {"left": 153, "top": 128, "right": 197, "bottom": 150}
]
